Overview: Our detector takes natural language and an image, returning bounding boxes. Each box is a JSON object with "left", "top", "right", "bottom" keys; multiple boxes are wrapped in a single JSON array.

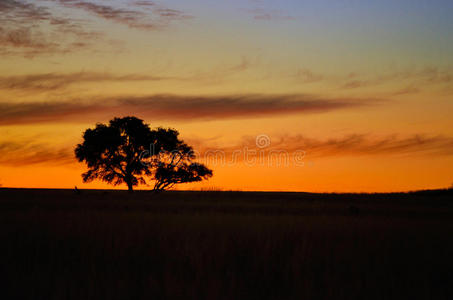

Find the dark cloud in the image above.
[
  {"left": 0, "top": 94, "right": 378, "bottom": 125},
  {"left": 0, "top": 72, "right": 171, "bottom": 92}
]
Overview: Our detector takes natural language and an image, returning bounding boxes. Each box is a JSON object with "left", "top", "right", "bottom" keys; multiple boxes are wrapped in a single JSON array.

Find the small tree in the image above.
[{"left": 75, "top": 116, "right": 212, "bottom": 192}]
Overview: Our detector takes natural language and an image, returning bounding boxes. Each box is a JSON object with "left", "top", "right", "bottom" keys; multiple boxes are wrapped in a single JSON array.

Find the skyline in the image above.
[{"left": 1, "top": 0, "right": 453, "bottom": 192}]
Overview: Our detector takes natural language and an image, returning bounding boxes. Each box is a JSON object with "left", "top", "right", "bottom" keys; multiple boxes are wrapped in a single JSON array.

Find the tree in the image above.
[
  {"left": 75, "top": 117, "right": 153, "bottom": 192},
  {"left": 75, "top": 116, "right": 212, "bottom": 192}
]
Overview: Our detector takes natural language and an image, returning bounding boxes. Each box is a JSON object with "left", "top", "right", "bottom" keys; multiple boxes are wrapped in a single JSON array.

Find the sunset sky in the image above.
[{"left": 1, "top": 0, "right": 452, "bottom": 192}]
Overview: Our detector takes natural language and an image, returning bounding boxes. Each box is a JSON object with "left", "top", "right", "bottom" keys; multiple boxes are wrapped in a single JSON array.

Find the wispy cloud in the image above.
[
  {"left": 54, "top": 0, "right": 191, "bottom": 30},
  {"left": 0, "top": 0, "right": 51, "bottom": 22},
  {"left": 339, "top": 66, "right": 453, "bottom": 91},
  {"left": 294, "top": 68, "right": 324, "bottom": 84},
  {"left": 0, "top": 0, "right": 190, "bottom": 57},
  {"left": 0, "top": 94, "right": 379, "bottom": 125},
  {"left": 182, "top": 57, "right": 255, "bottom": 84},
  {"left": 244, "top": 8, "right": 295, "bottom": 21},
  {"left": 0, "top": 0, "right": 101, "bottom": 57},
  {"left": 132, "top": 1, "right": 156, "bottom": 8},
  {"left": 0, "top": 140, "right": 73, "bottom": 166},
  {"left": 0, "top": 27, "right": 55, "bottom": 50},
  {"left": 392, "top": 85, "right": 421, "bottom": 96},
  {"left": 271, "top": 134, "right": 453, "bottom": 157},
  {"left": 0, "top": 72, "right": 171, "bottom": 92},
  {"left": 196, "top": 133, "right": 453, "bottom": 159},
  {"left": 0, "top": 58, "right": 253, "bottom": 92}
]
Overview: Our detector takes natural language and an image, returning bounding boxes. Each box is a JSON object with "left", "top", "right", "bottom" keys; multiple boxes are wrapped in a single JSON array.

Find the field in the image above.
[{"left": 1, "top": 188, "right": 453, "bottom": 300}]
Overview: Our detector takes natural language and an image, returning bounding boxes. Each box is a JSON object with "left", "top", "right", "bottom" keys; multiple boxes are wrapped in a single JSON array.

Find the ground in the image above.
[{"left": 1, "top": 188, "right": 452, "bottom": 300}]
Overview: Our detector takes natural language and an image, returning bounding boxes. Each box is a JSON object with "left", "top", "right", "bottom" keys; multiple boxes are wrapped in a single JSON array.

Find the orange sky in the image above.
[{"left": 1, "top": 0, "right": 452, "bottom": 192}]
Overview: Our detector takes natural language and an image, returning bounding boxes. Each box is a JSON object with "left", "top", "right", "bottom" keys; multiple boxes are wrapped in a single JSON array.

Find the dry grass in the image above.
[{"left": 1, "top": 188, "right": 453, "bottom": 299}]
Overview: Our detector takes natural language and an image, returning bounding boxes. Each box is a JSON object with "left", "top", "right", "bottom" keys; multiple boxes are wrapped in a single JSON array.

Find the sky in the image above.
[{"left": 0, "top": 0, "right": 452, "bottom": 192}]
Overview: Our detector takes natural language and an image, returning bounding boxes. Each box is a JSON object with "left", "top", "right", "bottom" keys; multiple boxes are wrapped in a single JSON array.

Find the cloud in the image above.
[
  {"left": 195, "top": 133, "right": 453, "bottom": 160},
  {"left": 0, "top": 0, "right": 102, "bottom": 57},
  {"left": 0, "top": 57, "right": 254, "bottom": 92},
  {"left": 227, "top": 57, "right": 251, "bottom": 73},
  {"left": 417, "top": 66, "right": 452, "bottom": 84},
  {"left": 0, "top": 0, "right": 51, "bottom": 22},
  {"left": 0, "top": 57, "right": 255, "bottom": 92},
  {"left": 0, "top": 94, "right": 379, "bottom": 125},
  {"left": 54, "top": 0, "right": 191, "bottom": 30},
  {"left": 0, "top": 1, "right": 55, "bottom": 52},
  {"left": 181, "top": 57, "right": 254, "bottom": 84},
  {"left": 273, "top": 134, "right": 453, "bottom": 157},
  {"left": 0, "top": 72, "right": 171, "bottom": 92},
  {"left": 0, "top": 0, "right": 190, "bottom": 57},
  {"left": 339, "top": 66, "right": 453, "bottom": 90},
  {"left": 341, "top": 80, "right": 370, "bottom": 89},
  {"left": 0, "top": 57, "right": 253, "bottom": 92},
  {"left": 393, "top": 86, "right": 421, "bottom": 95},
  {"left": 133, "top": 1, "right": 156, "bottom": 7},
  {"left": 294, "top": 69, "right": 324, "bottom": 84},
  {"left": 245, "top": 8, "right": 295, "bottom": 21},
  {"left": 0, "top": 140, "right": 73, "bottom": 166},
  {"left": 0, "top": 27, "right": 56, "bottom": 50}
]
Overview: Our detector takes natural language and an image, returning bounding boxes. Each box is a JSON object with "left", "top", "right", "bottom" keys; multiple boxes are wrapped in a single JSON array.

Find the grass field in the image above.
[{"left": 1, "top": 188, "right": 453, "bottom": 300}]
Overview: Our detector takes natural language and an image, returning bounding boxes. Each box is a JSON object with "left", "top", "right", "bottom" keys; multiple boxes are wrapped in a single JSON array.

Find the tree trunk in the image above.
[
  {"left": 125, "top": 172, "right": 134, "bottom": 193},
  {"left": 127, "top": 182, "right": 133, "bottom": 193}
]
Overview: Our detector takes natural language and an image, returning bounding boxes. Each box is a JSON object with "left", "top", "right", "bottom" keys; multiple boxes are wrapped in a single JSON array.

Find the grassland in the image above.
[{"left": 1, "top": 188, "right": 452, "bottom": 299}]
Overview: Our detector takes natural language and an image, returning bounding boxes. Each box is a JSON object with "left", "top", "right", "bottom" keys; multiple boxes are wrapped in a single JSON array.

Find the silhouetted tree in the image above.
[
  {"left": 75, "top": 117, "right": 212, "bottom": 192},
  {"left": 75, "top": 117, "right": 153, "bottom": 192}
]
